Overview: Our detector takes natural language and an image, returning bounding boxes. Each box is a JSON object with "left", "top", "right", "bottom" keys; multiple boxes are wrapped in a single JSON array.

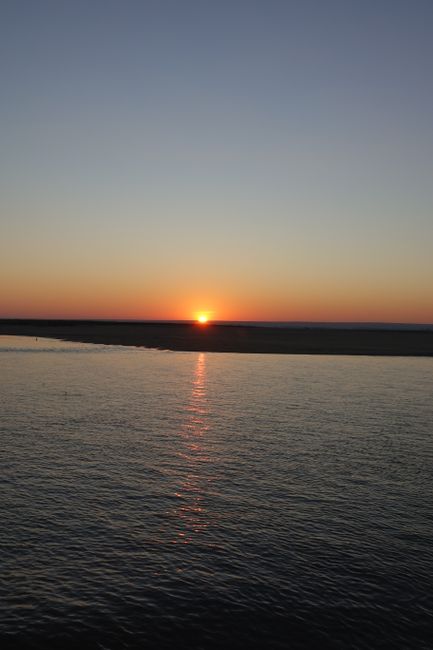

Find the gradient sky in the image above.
[{"left": 1, "top": 0, "right": 432, "bottom": 322}]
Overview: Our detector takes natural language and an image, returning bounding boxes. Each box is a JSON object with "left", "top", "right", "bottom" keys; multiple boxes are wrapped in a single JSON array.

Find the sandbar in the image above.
[{"left": 1, "top": 319, "right": 433, "bottom": 356}]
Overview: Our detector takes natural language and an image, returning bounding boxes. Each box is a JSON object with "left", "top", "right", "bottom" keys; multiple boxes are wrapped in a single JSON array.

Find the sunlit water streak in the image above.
[{"left": 1, "top": 336, "right": 433, "bottom": 649}]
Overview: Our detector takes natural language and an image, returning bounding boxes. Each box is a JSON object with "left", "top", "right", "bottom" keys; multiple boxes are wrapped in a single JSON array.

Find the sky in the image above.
[{"left": 1, "top": 0, "right": 432, "bottom": 323}]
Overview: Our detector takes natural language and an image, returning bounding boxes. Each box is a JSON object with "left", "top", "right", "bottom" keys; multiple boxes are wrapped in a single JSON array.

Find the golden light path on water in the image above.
[{"left": 173, "top": 353, "right": 212, "bottom": 545}]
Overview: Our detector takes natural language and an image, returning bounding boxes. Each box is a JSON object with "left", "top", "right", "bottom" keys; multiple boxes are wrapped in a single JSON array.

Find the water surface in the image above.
[{"left": 1, "top": 336, "right": 432, "bottom": 649}]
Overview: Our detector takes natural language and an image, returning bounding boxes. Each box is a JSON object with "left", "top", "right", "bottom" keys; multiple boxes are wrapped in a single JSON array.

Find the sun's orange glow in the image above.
[
  {"left": 3, "top": 273, "right": 433, "bottom": 324},
  {"left": 197, "top": 314, "right": 208, "bottom": 324}
]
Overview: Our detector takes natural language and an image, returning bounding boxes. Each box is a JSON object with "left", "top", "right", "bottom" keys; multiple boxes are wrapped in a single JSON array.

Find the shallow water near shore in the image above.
[{"left": 1, "top": 335, "right": 433, "bottom": 649}]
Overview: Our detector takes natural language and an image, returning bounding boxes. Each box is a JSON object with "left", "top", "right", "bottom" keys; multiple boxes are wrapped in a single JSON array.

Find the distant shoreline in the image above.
[{"left": 1, "top": 319, "right": 433, "bottom": 357}]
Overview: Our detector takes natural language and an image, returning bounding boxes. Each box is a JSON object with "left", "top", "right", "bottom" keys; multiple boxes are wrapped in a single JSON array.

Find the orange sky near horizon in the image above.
[{"left": 2, "top": 272, "right": 432, "bottom": 324}]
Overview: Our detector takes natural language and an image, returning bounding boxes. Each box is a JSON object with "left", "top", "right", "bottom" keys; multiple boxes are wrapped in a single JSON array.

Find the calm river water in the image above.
[{"left": 1, "top": 336, "right": 432, "bottom": 649}]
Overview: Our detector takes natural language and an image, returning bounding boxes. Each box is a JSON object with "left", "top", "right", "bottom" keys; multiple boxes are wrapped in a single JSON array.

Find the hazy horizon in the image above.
[{"left": 1, "top": 316, "right": 433, "bottom": 331}]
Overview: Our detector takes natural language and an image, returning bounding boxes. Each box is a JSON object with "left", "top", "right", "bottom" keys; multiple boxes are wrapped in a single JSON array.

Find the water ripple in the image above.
[{"left": 1, "top": 337, "right": 433, "bottom": 648}]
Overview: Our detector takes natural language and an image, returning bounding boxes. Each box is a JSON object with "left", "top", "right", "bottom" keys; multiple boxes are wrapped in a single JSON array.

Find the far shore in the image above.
[{"left": 1, "top": 319, "right": 433, "bottom": 357}]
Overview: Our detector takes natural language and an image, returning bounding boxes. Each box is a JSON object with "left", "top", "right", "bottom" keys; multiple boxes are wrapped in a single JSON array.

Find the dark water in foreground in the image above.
[{"left": 1, "top": 336, "right": 432, "bottom": 649}]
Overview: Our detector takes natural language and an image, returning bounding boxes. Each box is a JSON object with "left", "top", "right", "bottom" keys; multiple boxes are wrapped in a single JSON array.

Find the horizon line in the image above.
[{"left": 1, "top": 317, "right": 432, "bottom": 330}]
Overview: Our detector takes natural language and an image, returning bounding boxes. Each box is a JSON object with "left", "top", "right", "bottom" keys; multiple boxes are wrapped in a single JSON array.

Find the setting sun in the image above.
[{"left": 197, "top": 314, "right": 208, "bottom": 324}]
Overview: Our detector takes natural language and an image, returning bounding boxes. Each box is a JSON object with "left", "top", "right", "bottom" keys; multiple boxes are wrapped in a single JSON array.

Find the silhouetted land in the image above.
[{"left": 1, "top": 320, "right": 433, "bottom": 356}]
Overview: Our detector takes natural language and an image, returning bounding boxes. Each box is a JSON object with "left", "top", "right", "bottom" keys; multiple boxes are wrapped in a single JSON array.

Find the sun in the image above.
[{"left": 197, "top": 314, "right": 208, "bottom": 324}]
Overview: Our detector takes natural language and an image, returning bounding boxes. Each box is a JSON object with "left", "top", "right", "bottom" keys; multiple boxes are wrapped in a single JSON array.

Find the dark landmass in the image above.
[{"left": 1, "top": 319, "right": 433, "bottom": 356}]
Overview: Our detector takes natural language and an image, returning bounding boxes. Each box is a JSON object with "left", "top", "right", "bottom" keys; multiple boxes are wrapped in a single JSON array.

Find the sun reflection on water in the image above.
[{"left": 172, "top": 353, "right": 212, "bottom": 545}]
